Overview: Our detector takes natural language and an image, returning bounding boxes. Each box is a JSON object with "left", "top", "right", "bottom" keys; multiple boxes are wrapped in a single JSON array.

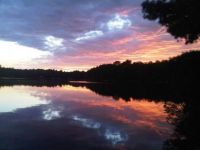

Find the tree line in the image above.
[
  {"left": 87, "top": 51, "right": 199, "bottom": 85},
  {"left": 1, "top": 51, "right": 200, "bottom": 86}
]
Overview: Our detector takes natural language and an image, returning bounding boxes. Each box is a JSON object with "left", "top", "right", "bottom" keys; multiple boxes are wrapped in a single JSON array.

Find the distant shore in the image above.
[{"left": 0, "top": 51, "right": 199, "bottom": 88}]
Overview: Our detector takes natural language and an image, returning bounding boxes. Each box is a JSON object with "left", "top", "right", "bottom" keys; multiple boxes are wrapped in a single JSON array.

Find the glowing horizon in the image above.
[{"left": 0, "top": 0, "right": 199, "bottom": 71}]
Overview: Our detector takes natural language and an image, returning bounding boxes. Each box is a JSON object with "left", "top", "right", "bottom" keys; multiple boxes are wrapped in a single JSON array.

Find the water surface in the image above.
[{"left": 0, "top": 85, "right": 178, "bottom": 150}]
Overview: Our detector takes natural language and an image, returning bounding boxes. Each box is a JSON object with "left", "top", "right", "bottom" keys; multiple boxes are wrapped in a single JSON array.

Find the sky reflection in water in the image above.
[{"left": 0, "top": 85, "right": 173, "bottom": 150}]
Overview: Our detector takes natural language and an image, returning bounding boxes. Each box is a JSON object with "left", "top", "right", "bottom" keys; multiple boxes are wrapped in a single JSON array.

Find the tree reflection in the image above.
[
  {"left": 70, "top": 82, "right": 200, "bottom": 150},
  {"left": 163, "top": 100, "right": 200, "bottom": 150}
]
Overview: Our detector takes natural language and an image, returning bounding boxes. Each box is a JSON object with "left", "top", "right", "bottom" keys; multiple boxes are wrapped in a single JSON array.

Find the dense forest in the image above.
[
  {"left": 0, "top": 51, "right": 200, "bottom": 88},
  {"left": 87, "top": 51, "right": 199, "bottom": 84}
]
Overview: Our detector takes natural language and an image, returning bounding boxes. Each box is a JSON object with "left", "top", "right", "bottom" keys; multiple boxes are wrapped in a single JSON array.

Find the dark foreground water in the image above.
[{"left": 0, "top": 84, "right": 198, "bottom": 150}]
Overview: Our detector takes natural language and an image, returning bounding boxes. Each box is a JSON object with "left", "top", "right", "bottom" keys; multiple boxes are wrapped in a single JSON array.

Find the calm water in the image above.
[{"left": 0, "top": 85, "right": 185, "bottom": 150}]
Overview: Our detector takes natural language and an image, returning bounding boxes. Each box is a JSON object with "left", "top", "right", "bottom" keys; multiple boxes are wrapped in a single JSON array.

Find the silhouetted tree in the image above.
[
  {"left": 122, "top": 60, "right": 132, "bottom": 65},
  {"left": 113, "top": 61, "right": 121, "bottom": 65},
  {"left": 142, "top": 0, "right": 200, "bottom": 44}
]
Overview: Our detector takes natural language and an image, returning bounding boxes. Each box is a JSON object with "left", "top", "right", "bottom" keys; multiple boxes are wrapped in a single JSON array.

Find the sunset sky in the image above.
[{"left": 0, "top": 0, "right": 200, "bottom": 71}]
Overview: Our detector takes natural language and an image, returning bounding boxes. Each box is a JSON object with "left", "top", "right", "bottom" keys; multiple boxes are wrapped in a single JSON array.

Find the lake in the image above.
[{"left": 0, "top": 83, "right": 197, "bottom": 150}]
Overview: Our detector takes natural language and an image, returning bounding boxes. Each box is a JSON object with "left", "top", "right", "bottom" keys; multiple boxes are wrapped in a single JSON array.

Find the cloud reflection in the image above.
[
  {"left": 0, "top": 85, "right": 173, "bottom": 149},
  {"left": 43, "top": 106, "right": 62, "bottom": 120},
  {"left": 104, "top": 128, "right": 128, "bottom": 145},
  {"left": 72, "top": 115, "right": 101, "bottom": 129}
]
